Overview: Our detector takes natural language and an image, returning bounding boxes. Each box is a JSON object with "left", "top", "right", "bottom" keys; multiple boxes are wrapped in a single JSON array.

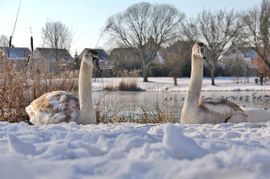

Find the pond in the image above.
[{"left": 93, "top": 91, "right": 270, "bottom": 122}]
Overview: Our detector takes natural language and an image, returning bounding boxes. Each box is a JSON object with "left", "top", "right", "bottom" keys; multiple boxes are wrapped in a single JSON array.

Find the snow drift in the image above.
[{"left": 0, "top": 121, "right": 269, "bottom": 178}]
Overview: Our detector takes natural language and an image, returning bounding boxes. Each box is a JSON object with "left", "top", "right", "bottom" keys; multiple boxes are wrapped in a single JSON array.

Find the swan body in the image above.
[
  {"left": 26, "top": 91, "right": 79, "bottom": 125},
  {"left": 181, "top": 42, "right": 247, "bottom": 124},
  {"left": 26, "top": 49, "right": 101, "bottom": 125}
]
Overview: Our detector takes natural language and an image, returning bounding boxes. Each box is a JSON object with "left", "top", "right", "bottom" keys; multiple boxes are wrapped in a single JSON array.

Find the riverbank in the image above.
[{"left": 93, "top": 77, "right": 270, "bottom": 92}]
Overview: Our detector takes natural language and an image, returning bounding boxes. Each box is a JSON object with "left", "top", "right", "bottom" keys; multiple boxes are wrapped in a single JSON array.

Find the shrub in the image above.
[
  {"left": 118, "top": 78, "right": 141, "bottom": 91},
  {"left": 103, "top": 78, "right": 142, "bottom": 91}
]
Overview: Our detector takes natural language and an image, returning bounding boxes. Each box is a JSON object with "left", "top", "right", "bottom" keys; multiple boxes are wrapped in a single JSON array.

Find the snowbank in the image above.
[{"left": 0, "top": 121, "right": 270, "bottom": 178}]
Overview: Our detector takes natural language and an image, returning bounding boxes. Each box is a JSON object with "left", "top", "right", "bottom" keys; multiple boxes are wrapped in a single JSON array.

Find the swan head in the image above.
[
  {"left": 192, "top": 42, "right": 206, "bottom": 60},
  {"left": 83, "top": 49, "right": 102, "bottom": 73}
]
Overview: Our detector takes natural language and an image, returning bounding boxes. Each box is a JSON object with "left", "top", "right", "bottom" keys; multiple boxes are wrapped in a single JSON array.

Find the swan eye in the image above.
[
  {"left": 92, "top": 58, "right": 97, "bottom": 63},
  {"left": 197, "top": 46, "right": 204, "bottom": 53},
  {"left": 201, "top": 47, "right": 204, "bottom": 53}
]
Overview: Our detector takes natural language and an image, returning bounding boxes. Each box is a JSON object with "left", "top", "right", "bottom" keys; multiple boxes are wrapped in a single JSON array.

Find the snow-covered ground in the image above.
[
  {"left": 93, "top": 77, "right": 270, "bottom": 92},
  {"left": 1, "top": 121, "right": 270, "bottom": 179},
  {"left": 1, "top": 77, "right": 270, "bottom": 178}
]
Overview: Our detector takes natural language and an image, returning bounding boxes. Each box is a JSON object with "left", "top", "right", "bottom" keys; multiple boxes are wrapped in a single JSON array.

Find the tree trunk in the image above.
[
  {"left": 171, "top": 72, "right": 177, "bottom": 86},
  {"left": 142, "top": 62, "right": 148, "bottom": 82},
  {"left": 211, "top": 65, "right": 216, "bottom": 85},
  {"left": 143, "top": 64, "right": 148, "bottom": 82},
  {"left": 174, "top": 76, "right": 177, "bottom": 86}
]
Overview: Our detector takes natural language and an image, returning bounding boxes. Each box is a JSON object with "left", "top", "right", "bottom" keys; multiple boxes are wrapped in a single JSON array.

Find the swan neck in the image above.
[
  {"left": 78, "top": 61, "right": 95, "bottom": 124},
  {"left": 185, "top": 55, "right": 204, "bottom": 106}
]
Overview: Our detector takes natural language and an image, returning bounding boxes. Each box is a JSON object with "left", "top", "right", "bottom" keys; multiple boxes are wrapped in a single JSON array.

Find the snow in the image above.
[
  {"left": 7, "top": 133, "right": 36, "bottom": 155},
  {"left": 93, "top": 77, "right": 270, "bottom": 92},
  {"left": 245, "top": 108, "right": 270, "bottom": 122},
  {"left": 1, "top": 77, "right": 270, "bottom": 178},
  {"left": 0, "top": 121, "right": 270, "bottom": 178},
  {"left": 162, "top": 124, "right": 206, "bottom": 159}
]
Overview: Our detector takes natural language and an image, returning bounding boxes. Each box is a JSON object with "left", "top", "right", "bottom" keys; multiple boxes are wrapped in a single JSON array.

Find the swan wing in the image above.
[
  {"left": 198, "top": 97, "right": 245, "bottom": 123},
  {"left": 26, "top": 91, "right": 79, "bottom": 125},
  {"left": 199, "top": 97, "right": 243, "bottom": 111}
]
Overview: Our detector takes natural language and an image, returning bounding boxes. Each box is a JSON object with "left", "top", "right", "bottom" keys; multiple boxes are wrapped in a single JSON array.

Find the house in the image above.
[
  {"left": 221, "top": 46, "right": 257, "bottom": 69},
  {"left": 220, "top": 46, "right": 259, "bottom": 77},
  {"left": 0, "top": 47, "right": 31, "bottom": 70},
  {"left": 79, "top": 48, "right": 112, "bottom": 70},
  {"left": 32, "top": 48, "right": 75, "bottom": 72}
]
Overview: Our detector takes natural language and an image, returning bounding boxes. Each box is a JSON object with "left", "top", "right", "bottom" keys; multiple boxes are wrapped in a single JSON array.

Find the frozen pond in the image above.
[{"left": 93, "top": 91, "right": 270, "bottom": 122}]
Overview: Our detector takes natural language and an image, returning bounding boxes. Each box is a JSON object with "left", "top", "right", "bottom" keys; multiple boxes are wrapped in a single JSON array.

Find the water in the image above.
[{"left": 93, "top": 91, "right": 270, "bottom": 122}]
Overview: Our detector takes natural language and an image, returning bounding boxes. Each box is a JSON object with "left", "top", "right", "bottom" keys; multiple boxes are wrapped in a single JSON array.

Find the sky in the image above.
[{"left": 0, "top": 0, "right": 262, "bottom": 55}]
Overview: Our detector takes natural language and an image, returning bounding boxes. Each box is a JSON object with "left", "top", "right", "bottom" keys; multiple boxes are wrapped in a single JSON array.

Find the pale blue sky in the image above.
[{"left": 0, "top": 0, "right": 261, "bottom": 54}]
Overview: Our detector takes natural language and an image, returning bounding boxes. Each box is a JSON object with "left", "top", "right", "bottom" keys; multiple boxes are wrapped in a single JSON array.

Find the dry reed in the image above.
[
  {"left": 103, "top": 78, "right": 142, "bottom": 91},
  {"left": 0, "top": 53, "right": 77, "bottom": 122}
]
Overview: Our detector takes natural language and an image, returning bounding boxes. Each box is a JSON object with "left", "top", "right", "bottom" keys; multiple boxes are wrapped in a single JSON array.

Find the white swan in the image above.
[
  {"left": 181, "top": 42, "right": 247, "bottom": 124},
  {"left": 26, "top": 49, "right": 102, "bottom": 125}
]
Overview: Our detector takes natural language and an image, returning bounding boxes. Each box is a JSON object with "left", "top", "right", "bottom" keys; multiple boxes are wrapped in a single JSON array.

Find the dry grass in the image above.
[
  {"left": 118, "top": 78, "right": 141, "bottom": 91},
  {"left": 0, "top": 54, "right": 77, "bottom": 122},
  {"left": 103, "top": 78, "right": 142, "bottom": 91},
  {"left": 102, "top": 84, "right": 115, "bottom": 91},
  {"left": 96, "top": 92, "right": 179, "bottom": 124},
  {"left": 96, "top": 104, "right": 177, "bottom": 124},
  {"left": 136, "top": 94, "right": 180, "bottom": 123}
]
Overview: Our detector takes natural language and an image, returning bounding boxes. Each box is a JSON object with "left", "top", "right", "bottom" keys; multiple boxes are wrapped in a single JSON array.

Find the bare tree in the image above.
[
  {"left": 0, "top": 35, "right": 9, "bottom": 47},
  {"left": 105, "top": 2, "right": 185, "bottom": 82},
  {"left": 164, "top": 40, "right": 193, "bottom": 85},
  {"left": 181, "top": 9, "right": 241, "bottom": 85},
  {"left": 41, "top": 21, "right": 73, "bottom": 51},
  {"left": 240, "top": 0, "right": 270, "bottom": 78}
]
